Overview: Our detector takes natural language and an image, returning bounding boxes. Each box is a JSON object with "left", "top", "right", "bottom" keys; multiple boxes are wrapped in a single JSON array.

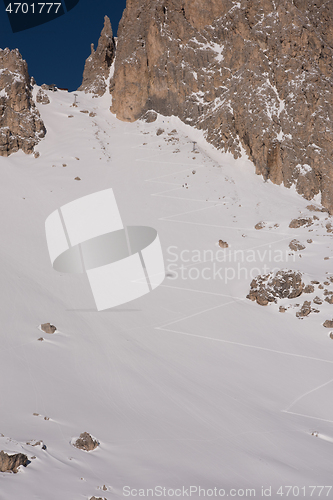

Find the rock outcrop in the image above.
[
  {"left": 40, "top": 323, "right": 56, "bottom": 334},
  {"left": 109, "top": 0, "right": 333, "bottom": 212},
  {"left": 0, "top": 48, "right": 45, "bottom": 156},
  {"left": 247, "top": 269, "right": 304, "bottom": 305},
  {"left": 78, "top": 16, "right": 115, "bottom": 96},
  {"left": 0, "top": 450, "right": 29, "bottom": 473}
]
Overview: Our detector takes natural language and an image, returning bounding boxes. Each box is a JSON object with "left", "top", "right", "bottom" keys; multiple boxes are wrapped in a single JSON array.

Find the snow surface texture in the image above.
[{"left": 1, "top": 88, "right": 333, "bottom": 498}]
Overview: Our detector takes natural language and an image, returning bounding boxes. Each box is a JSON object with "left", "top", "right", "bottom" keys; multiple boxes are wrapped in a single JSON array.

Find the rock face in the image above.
[
  {"left": 40, "top": 323, "right": 56, "bottom": 334},
  {"left": 78, "top": 16, "right": 115, "bottom": 96},
  {"left": 0, "top": 48, "right": 45, "bottom": 156},
  {"left": 0, "top": 451, "right": 29, "bottom": 473},
  {"left": 247, "top": 269, "right": 304, "bottom": 305},
  {"left": 110, "top": 0, "right": 333, "bottom": 212},
  {"left": 36, "top": 88, "right": 50, "bottom": 105}
]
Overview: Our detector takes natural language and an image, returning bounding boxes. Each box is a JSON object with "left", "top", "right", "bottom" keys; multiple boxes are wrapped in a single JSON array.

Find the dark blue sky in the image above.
[{"left": 0, "top": 0, "right": 127, "bottom": 90}]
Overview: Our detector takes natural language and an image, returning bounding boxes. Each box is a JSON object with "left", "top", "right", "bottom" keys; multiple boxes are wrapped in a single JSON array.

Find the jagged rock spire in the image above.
[{"left": 78, "top": 15, "right": 115, "bottom": 96}]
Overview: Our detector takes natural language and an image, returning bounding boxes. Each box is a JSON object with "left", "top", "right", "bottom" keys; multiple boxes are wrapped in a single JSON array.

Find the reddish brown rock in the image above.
[
  {"left": 323, "top": 320, "right": 333, "bottom": 328},
  {"left": 109, "top": 0, "right": 333, "bottom": 212},
  {"left": 0, "top": 48, "right": 45, "bottom": 156}
]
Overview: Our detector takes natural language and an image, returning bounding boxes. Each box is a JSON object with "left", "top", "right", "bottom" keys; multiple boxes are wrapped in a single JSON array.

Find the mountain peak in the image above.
[{"left": 78, "top": 15, "right": 115, "bottom": 96}]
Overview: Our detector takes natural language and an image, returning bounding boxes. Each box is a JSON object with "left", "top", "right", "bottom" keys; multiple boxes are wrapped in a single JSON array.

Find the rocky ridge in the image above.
[
  {"left": 78, "top": 16, "right": 116, "bottom": 96},
  {"left": 105, "top": 0, "right": 333, "bottom": 212},
  {"left": 0, "top": 48, "right": 45, "bottom": 156}
]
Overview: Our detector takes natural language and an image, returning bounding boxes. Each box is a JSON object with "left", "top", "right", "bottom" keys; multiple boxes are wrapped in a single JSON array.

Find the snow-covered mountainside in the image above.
[
  {"left": 1, "top": 87, "right": 333, "bottom": 498},
  {"left": 108, "top": 0, "right": 333, "bottom": 212}
]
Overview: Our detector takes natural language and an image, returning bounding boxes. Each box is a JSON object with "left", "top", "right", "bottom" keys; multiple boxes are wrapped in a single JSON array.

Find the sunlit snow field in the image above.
[{"left": 1, "top": 87, "right": 333, "bottom": 499}]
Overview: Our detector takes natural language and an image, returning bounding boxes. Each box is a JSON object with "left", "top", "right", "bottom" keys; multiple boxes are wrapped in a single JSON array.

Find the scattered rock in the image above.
[
  {"left": 323, "top": 320, "right": 333, "bottom": 328},
  {"left": 109, "top": 0, "right": 333, "bottom": 212},
  {"left": 89, "top": 497, "right": 106, "bottom": 500},
  {"left": 89, "top": 112, "right": 96, "bottom": 117},
  {"left": 247, "top": 269, "right": 304, "bottom": 306},
  {"left": 307, "top": 239, "right": 313, "bottom": 243},
  {"left": 41, "top": 84, "right": 56, "bottom": 91},
  {"left": 255, "top": 221, "right": 265, "bottom": 230},
  {"left": 80, "top": 109, "right": 89, "bottom": 113},
  {"left": 306, "top": 205, "right": 324, "bottom": 212},
  {"left": 330, "top": 332, "right": 333, "bottom": 340},
  {"left": 26, "top": 440, "right": 46, "bottom": 450},
  {"left": 326, "top": 223, "right": 333, "bottom": 233},
  {"left": 0, "top": 451, "right": 29, "bottom": 473},
  {"left": 304, "top": 285, "right": 315, "bottom": 293},
  {"left": 75, "top": 177, "right": 81, "bottom": 181},
  {"left": 313, "top": 296, "right": 322, "bottom": 305},
  {"left": 62, "top": 163, "right": 67, "bottom": 167},
  {"left": 40, "top": 323, "right": 56, "bottom": 334},
  {"left": 73, "top": 432, "right": 99, "bottom": 452},
  {"left": 296, "top": 301, "right": 312, "bottom": 318},
  {"left": 289, "top": 239, "right": 305, "bottom": 251},
  {"left": 311, "top": 280, "right": 320, "bottom": 285},
  {"left": 156, "top": 128, "right": 164, "bottom": 136},
  {"left": 279, "top": 306, "right": 287, "bottom": 313},
  {"left": 34, "top": 151, "right": 40, "bottom": 158},
  {"left": 324, "top": 257, "right": 330, "bottom": 260},
  {"left": 37, "top": 337, "right": 44, "bottom": 341},
  {"left": 218, "top": 240, "right": 228, "bottom": 249},
  {"left": 289, "top": 217, "right": 313, "bottom": 229},
  {"left": 78, "top": 16, "right": 115, "bottom": 96},
  {"left": 318, "top": 284, "right": 324, "bottom": 289},
  {"left": 68, "top": 115, "right": 74, "bottom": 118}
]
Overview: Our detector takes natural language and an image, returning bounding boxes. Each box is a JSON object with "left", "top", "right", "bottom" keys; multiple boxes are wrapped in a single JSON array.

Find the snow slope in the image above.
[{"left": 0, "top": 88, "right": 333, "bottom": 499}]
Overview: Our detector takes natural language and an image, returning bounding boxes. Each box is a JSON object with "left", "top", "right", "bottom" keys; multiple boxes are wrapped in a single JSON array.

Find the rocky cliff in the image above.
[
  {"left": 78, "top": 16, "right": 116, "bottom": 96},
  {"left": 0, "top": 48, "right": 45, "bottom": 157},
  {"left": 109, "top": 0, "right": 333, "bottom": 212}
]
